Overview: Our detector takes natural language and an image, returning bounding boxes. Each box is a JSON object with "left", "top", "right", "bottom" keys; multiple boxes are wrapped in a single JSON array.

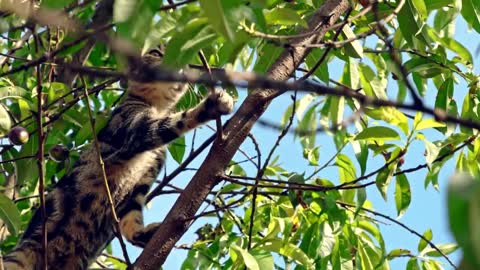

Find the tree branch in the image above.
[{"left": 132, "top": 0, "right": 351, "bottom": 269}]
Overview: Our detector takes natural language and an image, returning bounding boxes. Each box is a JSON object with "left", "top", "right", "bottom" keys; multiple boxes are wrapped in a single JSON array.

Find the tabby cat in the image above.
[{"left": 3, "top": 49, "right": 234, "bottom": 269}]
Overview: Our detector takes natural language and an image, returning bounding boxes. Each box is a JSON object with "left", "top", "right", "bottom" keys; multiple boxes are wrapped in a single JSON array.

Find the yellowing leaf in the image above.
[{"left": 416, "top": 118, "right": 446, "bottom": 130}]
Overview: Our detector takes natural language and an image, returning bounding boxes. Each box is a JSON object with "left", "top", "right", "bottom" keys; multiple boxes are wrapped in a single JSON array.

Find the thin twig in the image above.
[
  {"left": 247, "top": 92, "right": 297, "bottom": 250},
  {"left": 198, "top": 50, "right": 223, "bottom": 139},
  {"left": 300, "top": 7, "right": 352, "bottom": 80},
  {"left": 35, "top": 50, "right": 48, "bottom": 270},
  {"left": 146, "top": 134, "right": 216, "bottom": 203},
  {"left": 80, "top": 79, "right": 131, "bottom": 265}
]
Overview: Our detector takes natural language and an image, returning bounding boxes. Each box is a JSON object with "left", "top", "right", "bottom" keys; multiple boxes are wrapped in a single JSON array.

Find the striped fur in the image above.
[{"left": 3, "top": 52, "right": 234, "bottom": 269}]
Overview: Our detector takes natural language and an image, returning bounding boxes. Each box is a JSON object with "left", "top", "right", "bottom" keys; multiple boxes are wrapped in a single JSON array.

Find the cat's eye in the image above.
[{"left": 148, "top": 49, "right": 163, "bottom": 57}]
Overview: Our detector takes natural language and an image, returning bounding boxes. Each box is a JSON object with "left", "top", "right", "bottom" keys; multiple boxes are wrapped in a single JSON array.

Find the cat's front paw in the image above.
[{"left": 205, "top": 91, "right": 234, "bottom": 117}]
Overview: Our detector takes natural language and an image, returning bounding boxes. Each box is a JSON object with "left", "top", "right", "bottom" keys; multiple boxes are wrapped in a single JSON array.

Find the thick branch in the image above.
[{"left": 132, "top": 0, "right": 350, "bottom": 269}]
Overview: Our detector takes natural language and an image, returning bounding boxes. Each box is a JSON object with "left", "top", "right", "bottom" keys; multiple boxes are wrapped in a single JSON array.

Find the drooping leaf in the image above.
[
  {"left": 424, "top": 243, "right": 458, "bottom": 257},
  {"left": 168, "top": 136, "right": 186, "bottom": 164},
  {"left": 341, "top": 24, "right": 363, "bottom": 59},
  {"left": 0, "top": 193, "right": 21, "bottom": 235},
  {"left": 418, "top": 229, "right": 433, "bottom": 252},
  {"left": 261, "top": 239, "right": 315, "bottom": 270},
  {"left": 376, "top": 166, "right": 394, "bottom": 201},
  {"left": 0, "top": 104, "right": 12, "bottom": 136},
  {"left": 395, "top": 173, "right": 411, "bottom": 217},
  {"left": 461, "top": 0, "right": 480, "bottom": 34},
  {"left": 230, "top": 244, "right": 260, "bottom": 270},
  {"left": 199, "top": 0, "right": 235, "bottom": 41}
]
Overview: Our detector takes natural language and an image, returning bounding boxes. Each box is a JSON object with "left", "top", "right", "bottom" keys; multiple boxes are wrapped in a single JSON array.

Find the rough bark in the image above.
[{"left": 133, "top": 0, "right": 350, "bottom": 269}]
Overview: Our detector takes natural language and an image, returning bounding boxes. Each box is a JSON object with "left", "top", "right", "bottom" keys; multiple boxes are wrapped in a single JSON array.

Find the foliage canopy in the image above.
[{"left": 0, "top": 0, "right": 479, "bottom": 269}]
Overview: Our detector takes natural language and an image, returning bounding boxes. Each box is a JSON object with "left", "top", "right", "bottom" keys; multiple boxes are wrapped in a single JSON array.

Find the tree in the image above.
[{"left": 0, "top": 0, "right": 478, "bottom": 269}]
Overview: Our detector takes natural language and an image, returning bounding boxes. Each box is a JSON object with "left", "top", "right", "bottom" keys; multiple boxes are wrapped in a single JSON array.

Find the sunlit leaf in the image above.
[
  {"left": 264, "top": 8, "right": 307, "bottom": 27},
  {"left": 418, "top": 229, "right": 433, "bottom": 252},
  {"left": 341, "top": 24, "right": 363, "bottom": 59},
  {"left": 355, "top": 126, "right": 401, "bottom": 141},
  {"left": 424, "top": 243, "right": 458, "bottom": 257},
  {"left": 376, "top": 166, "right": 394, "bottom": 201},
  {"left": 230, "top": 244, "right": 260, "bottom": 270}
]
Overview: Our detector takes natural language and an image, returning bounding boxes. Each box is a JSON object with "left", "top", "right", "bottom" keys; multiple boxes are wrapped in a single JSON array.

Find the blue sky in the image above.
[{"left": 112, "top": 15, "right": 480, "bottom": 270}]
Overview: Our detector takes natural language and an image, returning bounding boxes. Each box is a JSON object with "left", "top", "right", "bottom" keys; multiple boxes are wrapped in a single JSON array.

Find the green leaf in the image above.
[
  {"left": 163, "top": 18, "right": 218, "bottom": 67},
  {"left": 425, "top": 0, "right": 454, "bottom": 11},
  {"left": 447, "top": 173, "right": 480, "bottom": 267},
  {"left": 297, "top": 105, "right": 317, "bottom": 149},
  {"left": 253, "top": 42, "right": 283, "bottom": 73},
  {"left": 424, "top": 140, "right": 441, "bottom": 166},
  {"left": 305, "top": 49, "right": 330, "bottom": 83},
  {"left": 199, "top": 0, "right": 235, "bottom": 41},
  {"left": 41, "top": 0, "right": 74, "bottom": 9},
  {"left": 337, "top": 154, "right": 356, "bottom": 203},
  {"left": 365, "top": 107, "right": 409, "bottom": 135},
  {"left": 387, "top": 248, "right": 412, "bottom": 259},
  {"left": 303, "top": 147, "right": 320, "bottom": 166},
  {"left": 376, "top": 166, "right": 394, "bottom": 201},
  {"left": 0, "top": 193, "right": 21, "bottom": 235},
  {"left": 461, "top": 0, "right": 480, "bottom": 34},
  {"left": 0, "top": 104, "right": 12, "bottom": 137},
  {"left": 357, "top": 187, "right": 367, "bottom": 208},
  {"left": 329, "top": 96, "right": 345, "bottom": 130},
  {"left": 418, "top": 229, "right": 433, "bottom": 252},
  {"left": 336, "top": 154, "right": 357, "bottom": 181},
  {"left": 168, "top": 136, "right": 186, "bottom": 164},
  {"left": 433, "top": 3, "right": 460, "bottom": 31},
  {"left": 425, "top": 27, "right": 473, "bottom": 65},
  {"left": 45, "top": 83, "right": 70, "bottom": 103},
  {"left": 16, "top": 133, "right": 39, "bottom": 186},
  {"left": 0, "top": 86, "right": 26, "bottom": 100},
  {"left": 397, "top": 0, "right": 428, "bottom": 47},
  {"left": 251, "top": 250, "right": 274, "bottom": 270},
  {"left": 264, "top": 8, "right": 307, "bottom": 27},
  {"left": 404, "top": 57, "right": 445, "bottom": 78},
  {"left": 395, "top": 173, "right": 411, "bottom": 218},
  {"left": 341, "top": 24, "right": 363, "bottom": 59},
  {"left": 230, "top": 244, "right": 260, "bottom": 270},
  {"left": 424, "top": 243, "right": 458, "bottom": 257},
  {"left": 261, "top": 239, "right": 315, "bottom": 270},
  {"left": 113, "top": 0, "right": 140, "bottom": 23},
  {"left": 435, "top": 78, "right": 454, "bottom": 110},
  {"left": 415, "top": 118, "right": 446, "bottom": 130},
  {"left": 295, "top": 94, "right": 315, "bottom": 120},
  {"left": 350, "top": 140, "right": 368, "bottom": 177},
  {"left": 406, "top": 258, "right": 421, "bottom": 270},
  {"left": 355, "top": 126, "right": 400, "bottom": 141},
  {"left": 411, "top": 0, "right": 428, "bottom": 20}
]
